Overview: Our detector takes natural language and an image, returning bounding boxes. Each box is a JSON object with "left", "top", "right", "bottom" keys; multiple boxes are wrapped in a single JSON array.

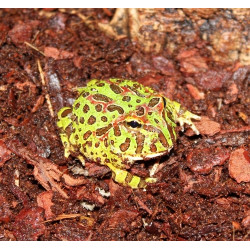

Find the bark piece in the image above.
[
  {"left": 229, "top": 148, "right": 250, "bottom": 183},
  {"left": 6, "top": 139, "right": 86, "bottom": 199},
  {"left": 194, "top": 116, "right": 221, "bottom": 136},
  {"left": 0, "top": 140, "right": 12, "bottom": 167},
  {"left": 37, "top": 191, "right": 54, "bottom": 219},
  {"left": 187, "top": 147, "right": 230, "bottom": 174},
  {"left": 13, "top": 207, "right": 45, "bottom": 240},
  {"left": 186, "top": 84, "right": 205, "bottom": 100}
]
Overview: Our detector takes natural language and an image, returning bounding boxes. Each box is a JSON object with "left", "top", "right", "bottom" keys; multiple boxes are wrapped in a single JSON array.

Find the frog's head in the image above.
[{"left": 110, "top": 96, "right": 177, "bottom": 162}]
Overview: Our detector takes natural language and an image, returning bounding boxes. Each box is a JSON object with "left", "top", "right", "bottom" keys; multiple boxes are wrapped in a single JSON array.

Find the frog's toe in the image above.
[
  {"left": 190, "top": 122, "right": 200, "bottom": 135},
  {"left": 188, "top": 113, "right": 201, "bottom": 123},
  {"left": 145, "top": 177, "right": 157, "bottom": 183},
  {"left": 178, "top": 119, "right": 185, "bottom": 132},
  {"left": 77, "top": 155, "right": 86, "bottom": 166}
]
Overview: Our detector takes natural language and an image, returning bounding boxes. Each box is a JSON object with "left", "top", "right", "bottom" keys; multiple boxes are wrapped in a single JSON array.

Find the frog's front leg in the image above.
[
  {"left": 164, "top": 98, "right": 201, "bottom": 135},
  {"left": 107, "top": 164, "right": 156, "bottom": 189}
]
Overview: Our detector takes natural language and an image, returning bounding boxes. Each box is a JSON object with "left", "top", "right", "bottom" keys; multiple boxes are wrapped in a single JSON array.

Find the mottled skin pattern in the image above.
[{"left": 57, "top": 79, "right": 200, "bottom": 188}]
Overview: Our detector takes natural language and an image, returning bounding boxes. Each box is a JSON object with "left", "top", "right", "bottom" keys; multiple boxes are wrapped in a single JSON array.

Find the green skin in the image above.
[{"left": 57, "top": 79, "right": 200, "bottom": 188}]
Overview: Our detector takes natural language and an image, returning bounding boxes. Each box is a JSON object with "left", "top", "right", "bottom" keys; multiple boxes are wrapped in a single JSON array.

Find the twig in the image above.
[
  {"left": 43, "top": 213, "right": 95, "bottom": 226},
  {"left": 24, "top": 41, "right": 45, "bottom": 56},
  {"left": 220, "top": 126, "right": 250, "bottom": 134},
  {"left": 37, "top": 59, "right": 55, "bottom": 117},
  {"left": 77, "top": 13, "right": 94, "bottom": 28}
]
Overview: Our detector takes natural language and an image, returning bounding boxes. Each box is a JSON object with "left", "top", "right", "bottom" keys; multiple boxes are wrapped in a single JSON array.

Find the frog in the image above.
[{"left": 57, "top": 79, "right": 200, "bottom": 189}]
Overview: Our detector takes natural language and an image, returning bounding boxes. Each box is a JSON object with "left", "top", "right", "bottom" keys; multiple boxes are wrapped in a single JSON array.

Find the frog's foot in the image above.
[
  {"left": 69, "top": 165, "right": 89, "bottom": 176},
  {"left": 108, "top": 165, "right": 156, "bottom": 189},
  {"left": 177, "top": 110, "right": 201, "bottom": 135},
  {"left": 67, "top": 155, "right": 89, "bottom": 176},
  {"left": 145, "top": 177, "right": 157, "bottom": 184},
  {"left": 149, "top": 159, "right": 160, "bottom": 177}
]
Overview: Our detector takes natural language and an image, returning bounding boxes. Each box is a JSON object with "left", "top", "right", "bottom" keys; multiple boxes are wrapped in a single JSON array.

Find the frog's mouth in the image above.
[{"left": 127, "top": 150, "right": 169, "bottom": 161}]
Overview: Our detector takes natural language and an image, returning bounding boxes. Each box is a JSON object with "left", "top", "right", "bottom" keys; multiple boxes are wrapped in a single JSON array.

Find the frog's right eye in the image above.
[{"left": 127, "top": 121, "right": 142, "bottom": 128}]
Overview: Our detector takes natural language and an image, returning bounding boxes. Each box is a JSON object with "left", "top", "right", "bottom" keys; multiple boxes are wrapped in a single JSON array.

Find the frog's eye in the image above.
[{"left": 127, "top": 121, "right": 142, "bottom": 128}]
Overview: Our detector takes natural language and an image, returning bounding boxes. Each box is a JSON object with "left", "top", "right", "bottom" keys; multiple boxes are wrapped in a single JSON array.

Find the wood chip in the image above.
[
  {"left": 229, "top": 148, "right": 250, "bottom": 183},
  {"left": 186, "top": 84, "right": 205, "bottom": 100},
  {"left": 194, "top": 116, "right": 221, "bottom": 136}
]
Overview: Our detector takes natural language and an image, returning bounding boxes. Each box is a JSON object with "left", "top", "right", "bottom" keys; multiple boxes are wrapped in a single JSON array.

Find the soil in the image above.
[{"left": 0, "top": 8, "right": 249, "bottom": 241}]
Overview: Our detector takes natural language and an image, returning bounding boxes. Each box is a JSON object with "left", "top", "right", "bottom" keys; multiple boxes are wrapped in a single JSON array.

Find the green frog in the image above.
[{"left": 57, "top": 79, "right": 200, "bottom": 188}]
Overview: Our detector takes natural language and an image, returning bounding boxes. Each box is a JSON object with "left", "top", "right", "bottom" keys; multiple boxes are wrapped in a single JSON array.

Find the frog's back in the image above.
[
  {"left": 78, "top": 78, "right": 155, "bottom": 107},
  {"left": 72, "top": 78, "right": 159, "bottom": 137}
]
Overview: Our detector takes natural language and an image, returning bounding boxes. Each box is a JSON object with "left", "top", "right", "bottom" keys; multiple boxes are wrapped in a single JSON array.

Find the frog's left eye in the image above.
[{"left": 127, "top": 121, "right": 142, "bottom": 128}]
